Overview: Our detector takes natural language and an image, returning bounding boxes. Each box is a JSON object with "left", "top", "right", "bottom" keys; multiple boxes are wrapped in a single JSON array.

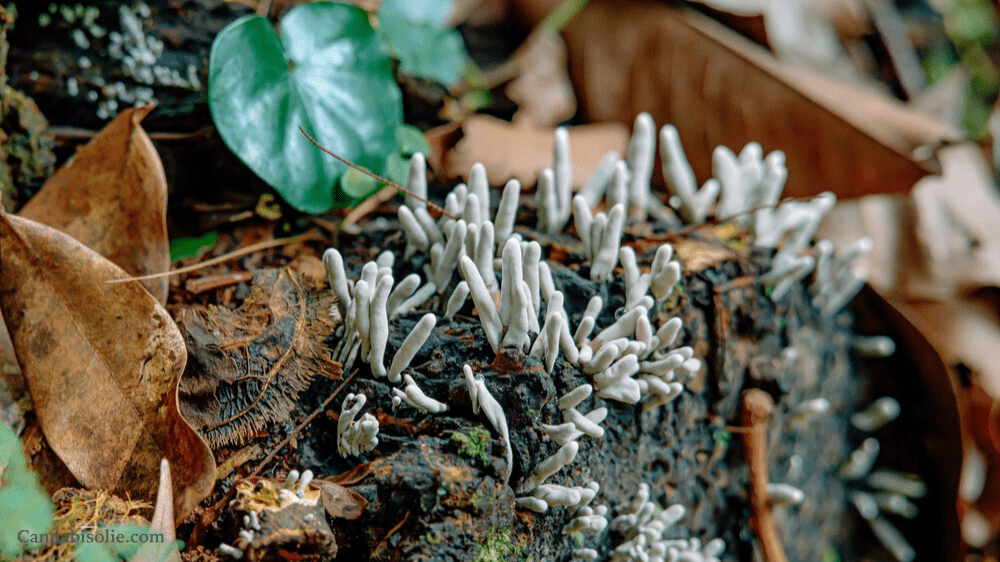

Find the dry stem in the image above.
[
  {"left": 298, "top": 126, "right": 454, "bottom": 219},
  {"left": 740, "top": 389, "right": 788, "bottom": 562}
]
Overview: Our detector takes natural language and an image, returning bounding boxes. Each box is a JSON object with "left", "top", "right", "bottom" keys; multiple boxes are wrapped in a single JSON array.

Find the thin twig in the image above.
[
  {"left": 106, "top": 231, "right": 323, "bottom": 284},
  {"left": 298, "top": 126, "right": 455, "bottom": 219},
  {"left": 185, "top": 271, "right": 256, "bottom": 294},
  {"left": 380, "top": 511, "right": 412, "bottom": 547},
  {"left": 47, "top": 126, "right": 205, "bottom": 142},
  {"left": 740, "top": 389, "right": 787, "bottom": 562},
  {"left": 713, "top": 275, "right": 757, "bottom": 294},
  {"left": 627, "top": 196, "right": 812, "bottom": 242},
  {"left": 249, "top": 368, "right": 361, "bottom": 479}
]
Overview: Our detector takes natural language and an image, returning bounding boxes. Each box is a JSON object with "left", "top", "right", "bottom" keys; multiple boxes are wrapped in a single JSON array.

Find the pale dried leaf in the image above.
[
  {"left": 316, "top": 479, "right": 368, "bottom": 520},
  {"left": 19, "top": 105, "right": 170, "bottom": 304},
  {"left": 0, "top": 212, "right": 215, "bottom": 522},
  {"left": 555, "top": 1, "right": 961, "bottom": 199},
  {"left": 506, "top": 28, "right": 577, "bottom": 128},
  {"left": 909, "top": 66, "right": 970, "bottom": 132},
  {"left": 444, "top": 114, "right": 628, "bottom": 187}
]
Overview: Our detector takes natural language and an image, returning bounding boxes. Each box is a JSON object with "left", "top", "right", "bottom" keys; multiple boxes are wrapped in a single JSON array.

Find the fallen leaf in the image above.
[
  {"left": 443, "top": 114, "right": 628, "bottom": 187},
  {"left": 327, "top": 462, "right": 373, "bottom": 486},
  {"left": 315, "top": 479, "right": 368, "bottom": 520},
  {"left": 177, "top": 268, "right": 342, "bottom": 449},
  {"left": 816, "top": 144, "right": 1000, "bottom": 549},
  {"left": 19, "top": 104, "right": 171, "bottom": 304},
  {"left": 0, "top": 211, "right": 215, "bottom": 523},
  {"left": 909, "top": 66, "right": 970, "bottom": 132},
  {"left": 506, "top": 27, "right": 577, "bottom": 128},
  {"left": 286, "top": 253, "right": 328, "bottom": 292},
  {"left": 524, "top": 0, "right": 962, "bottom": 199},
  {"left": 670, "top": 236, "right": 738, "bottom": 273},
  {"left": 851, "top": 287, "right": 963, "bottom": 560}
]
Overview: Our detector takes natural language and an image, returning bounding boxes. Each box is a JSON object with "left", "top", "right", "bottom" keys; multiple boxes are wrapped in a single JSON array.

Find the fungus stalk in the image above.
[{"left": 464, "top": 365, "right": 513, "bottom": 484}]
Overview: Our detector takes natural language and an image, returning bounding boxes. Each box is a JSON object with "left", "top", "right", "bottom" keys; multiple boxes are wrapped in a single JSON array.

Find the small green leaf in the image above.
[
  {"left": 0, "top": 423, "right": 54, "bottom": 559},
  {"left": 209, "top": 2, "right": 403, "bottom": 213},
  {"left": 385, "top": 152, "right": 410, "bottom": 186},
  {"left": 340, "top": 167, "right": 380, "bottom": 199},
  {"left": 169, "top": 231, "right": 219, "bottom": 262},
  {"left": 396, "top": 124, "right": 430, "bottom": 156},
  {"left": 378, "top": 0, "right": 469, "bottom": 86}
]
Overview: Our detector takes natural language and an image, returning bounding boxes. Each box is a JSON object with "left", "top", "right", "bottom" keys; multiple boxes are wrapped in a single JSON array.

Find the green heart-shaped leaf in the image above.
[
  {"left": 209, "top": 2, "right": 403, "bottom": 213},
  {"left": 378, "top": 0, "right": 469, "bottom": 86}
]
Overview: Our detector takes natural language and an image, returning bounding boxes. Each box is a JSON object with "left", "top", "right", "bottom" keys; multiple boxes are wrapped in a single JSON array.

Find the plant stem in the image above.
[
  {"left": 540, "top": 0, "right": 591, "bottom": 32},
  {"left": 298, "top": 126, "right": 454, "bottom": 219}
]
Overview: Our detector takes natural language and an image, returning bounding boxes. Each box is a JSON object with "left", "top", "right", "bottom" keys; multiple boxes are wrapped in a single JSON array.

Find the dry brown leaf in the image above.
[
  {"left": 177, "top": 268, "right": 342, "bottom": 449},
  {"left": 0, "top": 211, "right": 215, "bottom": 523},
  {"left": 538, "top": 0, "right": 962, "bottom": 199},
  {"left": 315, "top": 479, "right": 368, "bottom": 520},
  {"left": 506, "top": 27, "right": 577, "bottom": 128},
  {"left": 327, "top": 462, "right": 373, "bottom": 486},
  {"left": 449, "top": 0, "right": 510, "bottom": 26},
  {"left": 443, "top": 114, "right": 628, "bottom": 187},
  {"left": 852, "top": 287, "right": 964, "bottom": 559},
  {"left": 816, "top": 144, "right": 1000, "bottom": 549},
  {"left": 909, "top": 66, "right": 969, "bottom": 131},
  {"left": 19, "top": 104, "right": 170, "bottom": 304}
]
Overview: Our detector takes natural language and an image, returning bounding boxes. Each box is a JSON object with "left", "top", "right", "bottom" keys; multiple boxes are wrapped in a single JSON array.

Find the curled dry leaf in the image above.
[
  {"left": 177, "top": 268, "right": 342, "bottom": 449},
  {"left": 327, "top": 462, "right": 373, "bottom": 486},
  {"left": 537, "top": 0, "right": 962, "bottom": 199},
  {"left": 316, "top": 479, "right": 368, "bottom": 520},
  {"left": 506, "top": 27, "right": 577, "bottom": 129},
  {"left": 0, "top": 212, "right": 215, "bottom": 523},
  {"left": 818, "top": 144, "right": 1000, "bottom": 548},
  {"left": 850, "top": 287, "right": 964, "bottom": 560},
  {"left": 19, "top": 104, "right": 170, "bottom": 304}
]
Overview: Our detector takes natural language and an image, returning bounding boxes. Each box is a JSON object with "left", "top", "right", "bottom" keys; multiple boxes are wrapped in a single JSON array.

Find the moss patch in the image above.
[
  {"left": 474, "top": 526, "right": 522, "bottom": 562},
  {"left": 452, "top": 427, "right": 492, "bottom": 466}
]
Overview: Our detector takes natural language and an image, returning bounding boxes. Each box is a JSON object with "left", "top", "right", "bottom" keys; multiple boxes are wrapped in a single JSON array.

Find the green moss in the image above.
[
  {"left": 469, "top": 490, "right": 485, "bottom": 509},
  {"left": 421, "top": 530, "right": 443, "bottom": 546},
  {"left": 713, "top": 429, "right": 731, "bottom": 451},
  {"left": 474, "top": 526, "right": 523, "bottom": 562},
  {"left": 452, "top": 427, "right": 492, "bottom": 466}
]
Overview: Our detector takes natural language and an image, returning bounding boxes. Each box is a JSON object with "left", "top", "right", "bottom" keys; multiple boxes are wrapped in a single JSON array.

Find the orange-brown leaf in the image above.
[
  {"left": 19, "top": 104, "right": 170, "bottom": 304},
  {"left": 443, "top": 114, "right": 628, "bottom": 188},
  {"left": 550, "top": 0, "right": 961, "bottom": 199},
  {"left": 0, "top": 212, "right": 215, "bottom": 522},
  {"left": 316, "top": 479, "right": 367, "bottom": 520}
]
